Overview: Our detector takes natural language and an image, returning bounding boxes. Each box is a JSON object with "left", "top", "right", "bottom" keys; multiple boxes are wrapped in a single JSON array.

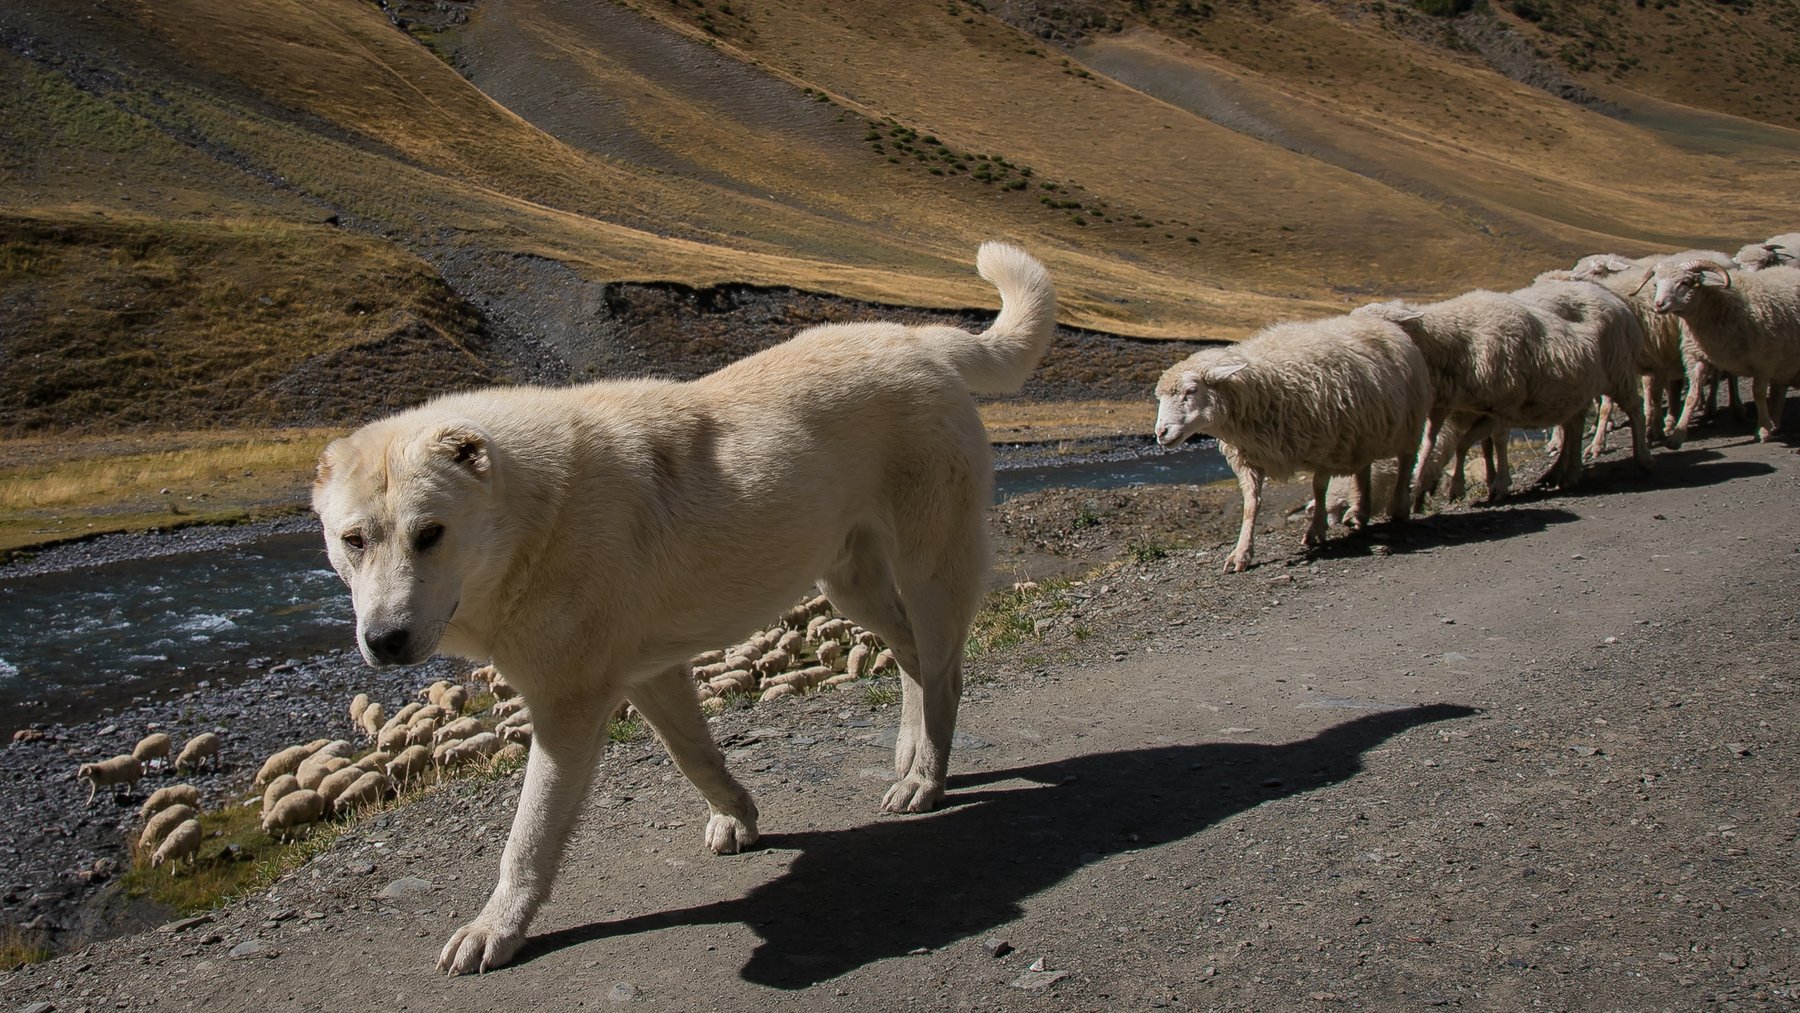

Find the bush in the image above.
[{"left": 1413, "top": 0, "right": 1477, "bottom": 15}]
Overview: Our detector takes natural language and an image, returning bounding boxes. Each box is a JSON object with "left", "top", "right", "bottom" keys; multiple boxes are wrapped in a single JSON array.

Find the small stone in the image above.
[
  {"left": 982, "top": 938, "right": 1013, "bottom": 958},
  {"left": 346, "top": 859, "right": 376, "bottom": 876},
  {"left": 21, "top": 1003, "right": 56, "bottom": 1013},
  {"left": 228, "top": 939, "right": 274, "bottom": 960},
  {"left": 1012, "top": 968, "right": 1070, "bottom": 990},
  {"left": 1725, "top": 743, "right": 1751, "bottom": 757},
  {"left": 1442, "top": 652, "right": 1471, "bottom": 664},
  {"left": 376, "top": 876, "right": 433, "bottom": 900},
  {"left": 163, "top": 915, "right": 212, "bottom": 934},
  {"left": 607, "top": 982, "right": 640, "bottom": 1003},
  {"left": 1028, "top": 957, "right": 1047, "bottom": 972},
  {"left": 908, "top": 947, "right": 931, "bottom": 955}
]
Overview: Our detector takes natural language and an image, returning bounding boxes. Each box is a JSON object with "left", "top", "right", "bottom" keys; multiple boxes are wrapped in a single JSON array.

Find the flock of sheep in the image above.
[
  {"left": 1154, "top": 231, "right": 1800, "bottom": 572},
  {"left": 86, "top": 593, "right": 901, "bottom": 875}
]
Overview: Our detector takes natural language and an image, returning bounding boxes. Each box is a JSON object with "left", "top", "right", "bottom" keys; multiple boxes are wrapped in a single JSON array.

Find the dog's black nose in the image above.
[{"left": 365, "top": 628, "right": 412, "bottom": 664}]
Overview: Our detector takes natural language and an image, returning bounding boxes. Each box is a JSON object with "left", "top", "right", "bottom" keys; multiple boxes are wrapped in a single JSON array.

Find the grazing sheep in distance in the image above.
[
  {"left": 138, "top": 803, "right": 197, "bottom": 852},
  {"left": 432, "top": 717, "right": 482, "bottom": 745},
  {"left": 1155, "top": 314, "right": 1431, "bottom": 572},
  {"left": 1648, "top": 255, "right": 1800, "bottom": 444},
  {"left": 132, "top": 733, "right": 172, "bottom": 768},
  {"left": 174, "top": 732, "right": 222, "bottom": 771},
  {"left": 348, "top": 693, "right": 370, "bottom": 728},
  {"left": 261, "top": 773, "right": 300, "bottom": 816},
  {"left": 150, "top": 819, "right": 203, "bottom": 873},
  {"left": 387, "top": 745, "right": 433, "bottom": 786},
  {"left": 359, "top": 702, "right": 385, "bottom": 742},
  {"left": 490, "top": 742, "right": 528, "bottom": 769},
  {"left": 261, "top": 789, "right": 327, "bottom": 840},
  {"left": 315, "top": 765, "right": 367, "bottom": 806},
  {"left": 489, "top": 697, "right": 526, "bottom": 720},
  {"left": 440, "top": 685, "right": 469, "bottom": 716},
  {"left": 78, "top": 755, "right": 143, "bottom": 804},
  {"left": 332, "top": 770, "right": 394, "bottom": 815},
  {"left": 296, "top": 754, "right": 351, "bottom": 790},
  {"left": 139, "top": 784, "right": 201, "bottom": 821}
]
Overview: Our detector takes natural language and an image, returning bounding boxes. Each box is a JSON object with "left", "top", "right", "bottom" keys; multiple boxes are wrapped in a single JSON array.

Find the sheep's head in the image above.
[
  {"left": 1649, "top": 258, "right": 1733, "bottom": 314},
  {"left": 1351, "top": 300, "right": 1425, "bottom": 329},
  {"left": 1154, "top": 353, "right": 1246, "bottom": 447},
  {"left": 1570, "top": 254, "right": 1639, "bottom": 282},
  {"left": 1734, "top": 242, "right": 1792, "bottom": 272}
]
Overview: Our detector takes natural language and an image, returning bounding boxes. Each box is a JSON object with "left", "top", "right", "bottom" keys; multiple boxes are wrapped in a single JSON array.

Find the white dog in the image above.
[{"left": 311, "top": 242, "right": 1055, "bottom": 974}]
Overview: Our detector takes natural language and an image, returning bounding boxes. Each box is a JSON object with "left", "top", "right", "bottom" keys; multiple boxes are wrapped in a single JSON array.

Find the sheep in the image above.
[
  {"left": 1155, "top": 314, "right": 1431, "bottom": 573},
  {"left": 1735, "top": 233, "right": 1800, "bottom": 272},
  {"left": 432, "top": 716, "right": 482, "bottom": 746},
  {"left": 348, "top": 693, "right": 371, "bottom": 728},
  {"left": 1570, "top": 253, "right": 1692, "bottom": 443},
  {"left": 1647, "top": 255, "right": 1800, "bottom": 444},
  {"left": 174, "top": 732, "right": 222, "bottom": 771},
  {"left": 501, "top": 723, "right": 533, "bottom": 745},
  {"left": 845, "top": 643, "right": 872, "bottom": 679},
  {"left": 77, "top": 755, "right": 143, "bottom": 804},
  {"left": 315, "top": 764, "right": 367, "bottom": 806},
  {"left": 440, "top": 685, "right": 469, "bottom": 716},
  {"left": 296, "top": 754, "right": 351, "bottom": 790},
  {"left": 260, "top": 789, "right": 326, "bottom": 840},
  {"left": 495, "top": 707, "right": 532, "bottom": 732},
  {"left": 489, "top": 697, "right": 527, "bottom": 720},
  {"left": 150, "top": 819, "right": 202, "bottom": 873},
  {"left": 419, "top": 679, "right": 453, "bottom": 704},
  {"left": 753, "top": 649, "right": 794, "bottom": 677},
  {"left": 760, "top": 683, "right": 801, "bottom": 703},
  {"left": 358, "top": 702, "right": 385, "bottom": 742},
  {"left": 139, "top": 783, "right": 201, "bottom": 821},
  {"left": 1510, "top": 278, "right": 1654, "bottom": 473},
  {"left": 775, "top": 630, "right": 805, "bottom": 655},
  {"left": 138, "top": 803, "right": 197, "bottom": 852},
  {"left": 489, "top": 672, "right": 518, "bottom": 701},
  {"left": 382, "top": 702, "right": 423, "bottom": 731},
  {"left": 689, "top": 649, "right": 726, "bottom": 668},
  {"left": 709, "top": 670, "right": 755, "bottom": 696},
  {"left": 816, "top": 641, "right": 845, "bottom": 671},
  {"left": 386, "top": 745, "right": 433, "bottom": 786},
  {"left": 870, "top": 648, "right": 896, "bottom": 674},
  {"left": 132, "top": 733, "right": 172, "bottom": 768},
  {"left": 434, "top": 732, "right": 501, "bottom": 771},
  {"left": 376, "top": 724, "right": 411, "bottom": 754},
  {"left": 254, "top": 744, "right": 316, "bottom": 788},
  {"left": 469, "top": 664, "right": 499, "bottom": 685},
  {"left": 332, "top": 770, "right": 394, "bottom": 815},
  {"left": 489, "top": 742, "right": 528, "bottom": 769},
  {"left": 261, "top": 773, "right": 300, "bottom": 816},
  {"left": 810, "top": 618, "right": 853, "bottom": 643},
  {"left": 355, "top": 750, "right": 392, "bottom": 772}
]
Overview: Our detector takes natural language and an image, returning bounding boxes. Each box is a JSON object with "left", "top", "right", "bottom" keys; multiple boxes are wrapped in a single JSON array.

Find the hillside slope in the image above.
[{"left": 1, "top": 0, "right": 1796, "bottom": 432}]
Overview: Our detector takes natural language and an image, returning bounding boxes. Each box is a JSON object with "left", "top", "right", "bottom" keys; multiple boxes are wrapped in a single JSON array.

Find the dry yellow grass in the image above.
[{"left": 980, "top": 400, "right": 1150, "bottom": 443}]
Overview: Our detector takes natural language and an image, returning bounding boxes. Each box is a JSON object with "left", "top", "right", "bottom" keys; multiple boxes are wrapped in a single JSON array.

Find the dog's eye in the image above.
[
  {"left": 415, "top": 524, "right": 445, "bottom": 551},
  {"left": 342, "top": 532, "right": 365, "bottom": 552}
]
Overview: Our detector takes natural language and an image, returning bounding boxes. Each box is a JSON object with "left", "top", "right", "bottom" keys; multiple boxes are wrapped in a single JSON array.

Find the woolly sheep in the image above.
[
  {"left": 816, "top": 640, "right": 845, "bottom": 671},
  {"left": 432, "top": 716, "right": 482, "bottom": 745},
  {"left": 434, "top": 732, "right": 501, "bottom": 770},
  {"left": 760, "top": 684, "right": 800, "bottom": 702},
  {"left": 490, "top": 742, "right": 528, "bottom": 768},
  {"left": 1734, "top": 233, "right": 1800, "bottom": 272},
  {"left": 1510, "top": 278, "right": 1654, "bottom": 476},
  {"left": 489, "top": 697, "right": 527, "bottom": 720},
  {"left": 501, "top": 723, "right": 533, "bottom": 746},
  {"left": 139, "top": 783, "right": 201, "bottom": 821},
  {"left": 132, "top": 733, "right": 172, "bottom": 767},
  {"left": 78, "top": 755, "right": 143, "bottom": 804},
  {"left": 845, "top": 643, "right": 871, "bottom": 679},
  {"left": 1647, "top": 255, "right": 1800, "bottom": 444},
  {"left": 469, "top": 664, "right": 499, "bottom": 684},
  {"left": 870, "top": 649, "right": 896, "bottom": 674},
  {"left": 440, "top": 685, "right": 469, "bottom": 716},
  {"left": 332, "top": 770, "right": 394, "bottom": 815},
  {"left": 753, "top": 649, "right": 794, "bottom": 677},
  {"left": 261, "top": 773, "right": 300, "bottom": 816},
  {"left": 386, "top": 744, "right": 433, "bottom": 786},
  {"left": 689, "top": 649, "right": 726, "bottom": 668},
  {"left": 355, "top": 750, "right": 392, "bottom": 772},
  {"left": 174, "top": 732, "right": 222, "bottom": 771},
  {"left": 692, "top": 662, "right": 731, "bottom": 683},
  {"left": 811, "top": 618, "right": 853, "bottom": 642},
  {"left": 775, "top": 630, "right": 804, "bottom": 655},
  {"left": 382, "top": 702, "right": 423, "bottom": 731},
  {"left": 296, "top": 754, "right": 351, "bottom": 790},
  {"left": 255, "top": 744, "right": 315, "bottom": 788},
  {"left": 495, "top": 707, "right": 532, "bottom": 732},
  {"left": 261, "top": 789, "right": 326, "bottom": 840},
  {"left": 315, "top": 764, "right": 367, "bottom": 806},
  {"left": 358, "top": 702, "right": 386, "bottom": 742},
  {"left": 150, "top": 819, "right": 202, "bottom": 873},
  {"left": 1570, "top": 253, "right": 1691, "bottom": 442},
  {"left": 348, "top": 692, "right": 371, "bottom": 727},
  {"left": 377, "top": 724, "right": 411, "bottom": 754},
  {"left": 139, "top": 803, "right": 197, "bottom": 852},
  {"left": 420, "top": 680, "right": 452, "bottom": 704},
  {"left": 1155, "top": 314, "right": 1431, "bottom": 572},
  {"left": 489, "top": 672, "right": 517, "bottom": 700}
]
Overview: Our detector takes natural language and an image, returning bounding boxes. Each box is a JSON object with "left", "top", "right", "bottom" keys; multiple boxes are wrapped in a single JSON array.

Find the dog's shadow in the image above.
[{"left": 521, "top": 702, "right": 1475, "bottom": 988}]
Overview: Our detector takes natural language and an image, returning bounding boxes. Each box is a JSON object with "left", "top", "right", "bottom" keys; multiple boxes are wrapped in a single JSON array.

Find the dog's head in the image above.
[{"left": 311, "top": 417, "right": 500, "bottom": 667}]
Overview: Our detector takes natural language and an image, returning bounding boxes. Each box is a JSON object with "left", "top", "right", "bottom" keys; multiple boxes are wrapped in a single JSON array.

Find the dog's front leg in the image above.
[{"left": 439, "top": 696, "right": 610, "bottom": 975}]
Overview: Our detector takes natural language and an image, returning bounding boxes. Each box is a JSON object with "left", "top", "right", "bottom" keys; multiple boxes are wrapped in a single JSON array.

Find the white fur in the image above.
[
  {"left": 311, "top": 242, "right": 1056, "bottom": 975},
  {"left": 1650, "top": 253, "right": 1800, "bottom": 444}
]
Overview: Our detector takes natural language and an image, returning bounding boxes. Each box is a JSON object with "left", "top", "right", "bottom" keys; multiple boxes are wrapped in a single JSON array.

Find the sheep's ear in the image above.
[
  {"left": 430, "top": 423, "right": 491, "bottom": 478},
  {"left": 1204, "top": 360, "right": 1247, "bottom": 384}
]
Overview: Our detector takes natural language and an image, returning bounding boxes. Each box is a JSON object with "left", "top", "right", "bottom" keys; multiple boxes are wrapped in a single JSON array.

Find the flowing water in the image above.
[{"left": 0, "top": 439, "right": 1230, "bottom": 721}]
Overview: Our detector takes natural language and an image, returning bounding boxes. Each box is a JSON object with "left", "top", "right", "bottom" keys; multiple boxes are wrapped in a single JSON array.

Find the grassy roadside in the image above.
[
  {"left": 0, "top": 404, "right": 1144, "bottom": 558},
  {"left": 0, "top": 428, "right": 338, "bottom": 559}
]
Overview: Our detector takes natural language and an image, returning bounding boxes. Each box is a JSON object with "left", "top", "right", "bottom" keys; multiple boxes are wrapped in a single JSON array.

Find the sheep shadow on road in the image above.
[
  {"left": 1491, "top": 446, "right": 1775, "bottom": 507},
  {"left": 519, "top": 702, "right": 1476, "bottom": 988}
]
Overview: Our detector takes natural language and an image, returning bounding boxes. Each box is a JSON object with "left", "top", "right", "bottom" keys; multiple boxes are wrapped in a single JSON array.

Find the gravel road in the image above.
[{"left": 3, "top": 426, "right": 1796, "bottom": 1011}]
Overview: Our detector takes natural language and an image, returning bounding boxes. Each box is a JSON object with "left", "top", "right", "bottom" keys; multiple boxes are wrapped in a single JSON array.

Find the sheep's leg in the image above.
[
  {"left": 1727, "top": 373, "right": 1746, "bottom": 421},
  {"left": 1350, "top": 465, "right": 1373, "bottom": 529},
  {"left": 1770, "top": 381, "right": 1790, "bottom": 435},
  {"left": 1489, "top": 437, "right": 1511, "bottom": 502},
  {"left": 1224, "top": 465, "right": 1264, "bottom": 573},
  {"left": 1548, "top": 416, "right": 1585, "bottom": 488},
  {"left": 1411, "top": 410, "right": 1447, "bottom": 511},
  {"left": 439, "top": 689, "right": 617, "bottom": 976},
  {"left": 1642, "top": 374, "right": 1665, "bottom": 443},
  {"left": 1446, "top": 438, "right": 1468, "bottom": 502},
  {"left": 85, "top": 780, "right": 96, "bottom": 806},
  {"left": 1595, "top": 396, "right": 1616, "bottom": 440},
  {"left": 1668, "top": 357, "right": 1709, "bottom": 449},
  {"left": 1391, "top": 447, "right": 1416, "bottom": 524},
  {"left": 626, "top": 665, "right": 758, "bottom": 855},
  {"left": 1750, "top": 375, "right": 1774, "bottom": 443},
  {"left": 1584, "top": 401, "right": 1609, "bottom": 462},
  {"left": 1616, "top": 380, "right": 1654, "bottom": 472},
  {"left": 1303, "top": 471, "right": 1330, "bottom": 547}
]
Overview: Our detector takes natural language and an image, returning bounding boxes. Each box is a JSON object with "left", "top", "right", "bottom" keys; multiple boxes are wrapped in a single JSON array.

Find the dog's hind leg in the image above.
[
  {"left": 626, "top": 665, "right": 759, "bottom": 855},
  {"left": 439, "top": 688, "right": 618, "bottom": 976}
]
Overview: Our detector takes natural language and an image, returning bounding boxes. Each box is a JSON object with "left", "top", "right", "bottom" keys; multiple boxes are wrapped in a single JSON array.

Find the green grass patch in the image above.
[
  {"left": 966, "top": 578, "right": 1072, "bottom": 657},
  {"left": 0, "top": 926, "right": 53, "bottom": 971},
  {"left": 862, "top": 681, "right": 899, "bottom": 707},
  {"left": 608, "top": 715, "right": 646, "bottom": 743},
  {"left": 119, "top": 800, "right": 350, "bottom": 915}
]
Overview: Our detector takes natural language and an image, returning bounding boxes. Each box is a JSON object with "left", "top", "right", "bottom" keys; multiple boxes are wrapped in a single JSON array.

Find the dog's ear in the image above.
[
  {"left": 314, "top": 440, "right": 343, "bottom": 488},
  {"left": 430, "top": 423, "right": 491, "bottom": 478}
]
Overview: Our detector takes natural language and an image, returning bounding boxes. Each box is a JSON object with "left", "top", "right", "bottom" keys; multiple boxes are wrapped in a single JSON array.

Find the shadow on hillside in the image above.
[{"left": 519, "top": 703, "right": 1475, "bottom": 988}]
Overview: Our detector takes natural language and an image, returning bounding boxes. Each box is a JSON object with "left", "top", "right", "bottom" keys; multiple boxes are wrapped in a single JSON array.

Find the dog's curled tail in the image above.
[{"left": 943, "top": 242, "right": 1057, "bottom": 395}]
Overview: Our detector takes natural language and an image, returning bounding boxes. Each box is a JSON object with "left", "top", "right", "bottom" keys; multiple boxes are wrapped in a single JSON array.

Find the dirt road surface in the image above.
[{"left": 5, "top": 429, "right": 1797, "bottom": 1011}]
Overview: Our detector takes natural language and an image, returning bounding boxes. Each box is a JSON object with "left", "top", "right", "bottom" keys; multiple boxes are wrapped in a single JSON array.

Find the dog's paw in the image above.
[
  {"left": 705, "top": 813, "right": 758, "bottom": 854},
  {"left": 438, "top": 917, "right": 524, "bottom": 976},
  {"left": 881, "top": 777, "right": 944, "bottom": 814}
]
